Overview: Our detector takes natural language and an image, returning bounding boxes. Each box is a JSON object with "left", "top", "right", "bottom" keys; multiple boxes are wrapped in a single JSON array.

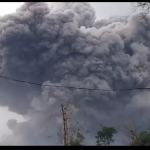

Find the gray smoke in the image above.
[{"left": 0, "top": 2, "right": 150, "bottom": 145}]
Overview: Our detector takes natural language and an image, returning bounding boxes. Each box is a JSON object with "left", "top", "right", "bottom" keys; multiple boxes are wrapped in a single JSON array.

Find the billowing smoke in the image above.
[{"left": 0, "top": 2, "right": 150, "bottom": 145}]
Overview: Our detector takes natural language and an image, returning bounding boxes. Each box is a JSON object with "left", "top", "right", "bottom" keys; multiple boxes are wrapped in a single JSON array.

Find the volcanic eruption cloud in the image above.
[{"left": 0, "top": 2, "right": 150, "bottom": 145}]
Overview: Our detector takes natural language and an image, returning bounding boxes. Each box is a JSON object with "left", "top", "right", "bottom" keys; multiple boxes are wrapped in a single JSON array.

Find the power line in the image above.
[{"left": 0, "top": 75, "right": 149, "bottom": 92}]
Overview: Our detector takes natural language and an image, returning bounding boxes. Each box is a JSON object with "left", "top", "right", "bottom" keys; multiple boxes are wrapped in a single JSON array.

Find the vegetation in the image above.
[
  {"left": 68, "top": 126, "right": 117, "bottom": 146},
  {"left": 131, "top": 2, "right": 150, "bottom": 17},
  {"left": 67, "top": 124, "right": 150, "bottom": 146},
  {"left": 69, "top": 132, "right": 85, "bottom": 146},
  {"left": 95, "top": 127, "right": 117, "bottom": 146},
  {"left": 131, "top": 129, "right": 150, "bottom": 146}
]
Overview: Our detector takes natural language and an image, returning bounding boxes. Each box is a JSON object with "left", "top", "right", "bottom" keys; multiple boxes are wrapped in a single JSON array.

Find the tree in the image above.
[
  {"left": 131, "top": 2, "right": 150, "bottom": 17},
  {"left": 95, "top": 126, "right": 117, "bottom": 146},
  {"left": 131, "top": 129, "right": 150, "bottom": 146},
  {"left": 69, "top": 132, "right": 85, "bottom": 146},
  {"left": 121, "top": 122, "right": 150, "bottom": 146},
  {"left": 121, "top": 121, "right": 138, "bottom": 146}
]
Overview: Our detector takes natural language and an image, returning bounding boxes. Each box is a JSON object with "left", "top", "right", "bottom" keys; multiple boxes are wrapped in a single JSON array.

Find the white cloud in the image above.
[
  {"left": 0, "top": 107, "right": 25, "bottom": 141},
  {"left": 0, "top": 2, "right": 23, "bottom": 17}
]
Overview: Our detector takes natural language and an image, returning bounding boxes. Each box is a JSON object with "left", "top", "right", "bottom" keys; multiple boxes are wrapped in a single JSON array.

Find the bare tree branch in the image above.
[{"left": 131, "top": 2, "right": 150, "bottom": 18}]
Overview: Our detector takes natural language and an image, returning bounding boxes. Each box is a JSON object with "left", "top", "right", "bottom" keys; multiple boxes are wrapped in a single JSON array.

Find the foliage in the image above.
[
  {"left": 95, "top": 126, "right": 117, "bottom": 146},
  {"left": 69, "top": 132, "right": 85, "bottom": 146},
  {"left": 131, "top": 129, "right": 150, "bottom": 146}
]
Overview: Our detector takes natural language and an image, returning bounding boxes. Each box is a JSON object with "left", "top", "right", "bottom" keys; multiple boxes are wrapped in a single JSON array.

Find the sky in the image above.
[
  {"left": 0, "top": 2, "right": 134, "bottom": 18},
  {"left": 0, "top": 2, "right": 141, "bottom": 145},
  {"left": 90, "top": 2, "right": 133, "bottom": 19}
]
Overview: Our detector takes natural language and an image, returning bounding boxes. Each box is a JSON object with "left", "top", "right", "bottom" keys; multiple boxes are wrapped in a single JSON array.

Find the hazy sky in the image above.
[
  {"left": 90, "top": 2, "right": 133, "bottom": 19},
  {"left": 0, "top": 2, "right": 134, "bottom": 142},
  {"left": 0, "top": 2, "right": 134, "bottom": 19}
]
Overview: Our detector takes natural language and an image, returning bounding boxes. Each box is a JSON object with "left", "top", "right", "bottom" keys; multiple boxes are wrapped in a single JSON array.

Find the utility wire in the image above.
[{"left": 0, "top": 75, "right": 149, "bottom": 92}]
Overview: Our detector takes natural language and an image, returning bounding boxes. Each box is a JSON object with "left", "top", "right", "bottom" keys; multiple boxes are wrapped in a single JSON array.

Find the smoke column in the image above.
[{"left": 0, "top": 2, "right": 150, "bottom": 145}]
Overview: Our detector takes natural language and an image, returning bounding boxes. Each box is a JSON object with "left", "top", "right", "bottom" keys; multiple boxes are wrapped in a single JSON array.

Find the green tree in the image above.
[
  {"left": 69, "top": 132, "right": 85, "bottom": 146},
  {"left": 95, "top": 126, "right": 117, "bottom": 146},
  {"left": 131, "top": 129, "right": 150, "bottom": 146}
]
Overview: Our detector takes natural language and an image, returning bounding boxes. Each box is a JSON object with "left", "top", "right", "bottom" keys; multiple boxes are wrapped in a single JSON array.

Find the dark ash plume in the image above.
[{"left": 0, "top": 2, "right": 150, "bottom": 145}]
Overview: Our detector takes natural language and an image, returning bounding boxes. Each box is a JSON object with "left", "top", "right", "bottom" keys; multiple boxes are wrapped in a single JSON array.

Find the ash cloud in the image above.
[{"left": 0, "top": 2, "right": 150, "bottom": 145}]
